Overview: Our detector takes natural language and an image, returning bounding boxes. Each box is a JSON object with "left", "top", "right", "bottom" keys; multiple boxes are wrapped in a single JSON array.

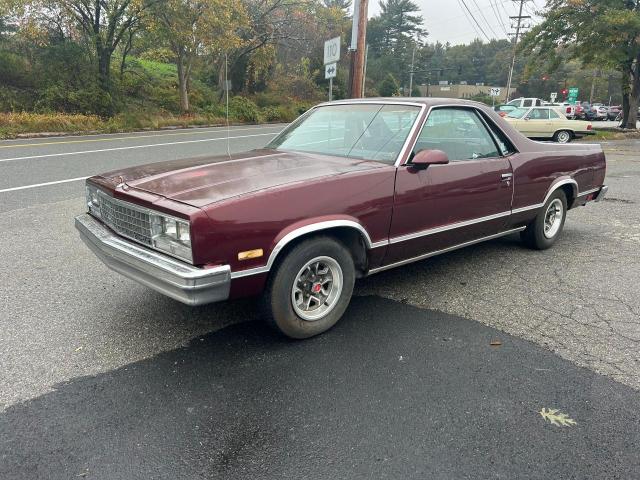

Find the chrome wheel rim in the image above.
[
  {"left": 543, "top": 198, "right": 563, "bottom": 238},
  {"left": 291, "top": 256, "right": 343, "bottom": 321},
  {"left": 557, "top": 131, "right": 570, "bottom": 143}
]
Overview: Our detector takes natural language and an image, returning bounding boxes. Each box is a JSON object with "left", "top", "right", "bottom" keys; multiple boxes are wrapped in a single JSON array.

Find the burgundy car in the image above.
[{"left": 76, "top": 98, "right": 607, "bottom": 338}]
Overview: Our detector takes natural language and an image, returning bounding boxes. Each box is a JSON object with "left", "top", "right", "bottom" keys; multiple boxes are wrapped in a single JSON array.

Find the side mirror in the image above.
[
  {"left": 524, "top": 116, "right": 531, "bottom": 120},
  {"left": 411, "top": 149, "right": 449, "bottom": 167}
]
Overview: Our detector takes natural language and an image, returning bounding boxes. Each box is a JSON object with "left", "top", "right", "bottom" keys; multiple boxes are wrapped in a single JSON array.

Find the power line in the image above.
[
  {"left": 455, "top": 0, "right": 483, "bottom": 40},
  {"left": 489, "top": 0, "right": 509, "bottom": 36},
  {"left": 470, "top": 0, "right": 500, "bottom": 39},
  {"left": 458, "top": 0, "right": 491, "bottom": 41}
]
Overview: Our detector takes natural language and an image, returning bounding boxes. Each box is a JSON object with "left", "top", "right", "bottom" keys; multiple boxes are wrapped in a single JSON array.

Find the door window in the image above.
[
  {"left": 413, "top": 108, "right": 500, "bottom": 161},
  {"left": 523, "top": 99, "right": 533, "bottom": 107},
  {"left": 549, "top": 109, "right": 561, "bottom": 119},
  {"left": 528, "top": 108, "right": 550, "bottom": 120}
]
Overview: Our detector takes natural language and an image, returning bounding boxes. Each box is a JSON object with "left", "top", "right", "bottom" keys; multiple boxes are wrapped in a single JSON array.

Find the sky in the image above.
[{"left": 366, "top": 0, "right": 543, "bottom": 46}]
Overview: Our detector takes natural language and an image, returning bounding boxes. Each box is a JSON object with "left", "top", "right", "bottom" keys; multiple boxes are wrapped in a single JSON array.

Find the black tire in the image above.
[
  {"left": 521, "top": 190, "right": 568, "bottom": 250},
  {"left": 553, "top": 130, "right": 573, "bottom": 143},
  {"left": 262, "top": 236, "right": 355, "bottom": 339}
]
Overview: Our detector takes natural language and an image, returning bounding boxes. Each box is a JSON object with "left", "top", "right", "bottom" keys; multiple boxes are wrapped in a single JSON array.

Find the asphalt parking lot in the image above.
[{"left": 1, "top": 128, "right": 639, "bottom": 478}]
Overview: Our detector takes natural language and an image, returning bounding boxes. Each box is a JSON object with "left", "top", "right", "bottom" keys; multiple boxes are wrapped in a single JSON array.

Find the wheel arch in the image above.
[
  {"left": 544, "top": 178, "right": 577, "bottom": 209},
  {"left": 230, "top": 218, "right": 379, "bottom": 281}
]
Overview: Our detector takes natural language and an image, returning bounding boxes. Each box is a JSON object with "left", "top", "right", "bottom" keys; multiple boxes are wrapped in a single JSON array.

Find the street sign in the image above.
[
  {"left": 324, "top": 37, "right": 341, "bottom": 65},
  {"left": 489, "top": 87, "right": 501, "bottom": 97},
  {"left": 550, "top": 92, "right": 557, "bottom": 102},
  {"left": 568, "top": 87, "right": 579, "bottom": 103},
  {"left": 325, "top": 63, "right": 337, "bottom": 79}
]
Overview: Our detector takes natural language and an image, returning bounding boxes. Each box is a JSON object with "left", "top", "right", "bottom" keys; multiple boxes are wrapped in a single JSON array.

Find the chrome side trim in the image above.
[
  {"left": 230, "top": 220, "right": 381, "bottom": 279},
  {"left": 371, "top": 240, "right": 390, "bottom": 249},
  {"left": 388, "top": 210, "right": 511, "bottom": 245},
  {"left": 578, "top": 187, "right": 600, "bottom": 197},
  {"left": 512, "top": 203, "right": 543, "bottom": 214},
  {"left": 367, "top": 227, "right": 525, "bottom": 275}
]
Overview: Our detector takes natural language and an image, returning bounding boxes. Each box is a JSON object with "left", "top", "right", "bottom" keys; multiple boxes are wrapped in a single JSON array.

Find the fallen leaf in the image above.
[
  {"left": 490, "top": 340, "right": 502, "bottom": 346},
  {"left": 539, "top": 408, "right": 577, "bottom": 427}
]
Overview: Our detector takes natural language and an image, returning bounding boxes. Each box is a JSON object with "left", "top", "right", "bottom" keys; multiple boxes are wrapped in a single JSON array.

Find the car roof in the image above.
[{"left": 319, "top": 97, "right": 490, "bottom": 109}]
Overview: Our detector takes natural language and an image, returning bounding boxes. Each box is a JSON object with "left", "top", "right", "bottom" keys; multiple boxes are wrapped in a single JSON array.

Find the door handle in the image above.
[{"left": 501, "top": 173, "right": 513, "bottom": 181}]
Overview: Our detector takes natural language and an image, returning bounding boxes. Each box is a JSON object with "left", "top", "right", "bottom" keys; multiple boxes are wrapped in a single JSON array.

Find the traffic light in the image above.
[{"left": 561, "top": 88, "right": 568, "bottom": 95}]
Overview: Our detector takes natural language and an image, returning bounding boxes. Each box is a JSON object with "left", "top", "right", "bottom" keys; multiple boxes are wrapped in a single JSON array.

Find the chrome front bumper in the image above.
[{"left": 75, "top": 213, "right": 230, "bottom": 306}]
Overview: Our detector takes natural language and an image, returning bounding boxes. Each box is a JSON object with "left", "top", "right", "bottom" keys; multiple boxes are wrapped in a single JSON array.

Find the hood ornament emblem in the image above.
[{"left": 116, "top": 175, "right": 129, "bottom": 191}]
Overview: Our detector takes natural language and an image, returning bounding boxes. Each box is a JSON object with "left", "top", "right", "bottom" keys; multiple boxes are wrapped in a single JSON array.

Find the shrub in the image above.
[
  {"left": 379, "top": 74, "right": 400, "bottom": 97},
  {"left": 229, "top": 96, "right": 260, "bottom": 122}
]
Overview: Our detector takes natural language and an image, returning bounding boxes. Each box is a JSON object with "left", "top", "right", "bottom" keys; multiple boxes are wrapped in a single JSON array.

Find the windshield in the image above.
[
  {"left": 506, "top": 107, "right": 529, "bottom": 119},
  {"left": 267, "top": 104, "right": 421, "bottom": 164}
]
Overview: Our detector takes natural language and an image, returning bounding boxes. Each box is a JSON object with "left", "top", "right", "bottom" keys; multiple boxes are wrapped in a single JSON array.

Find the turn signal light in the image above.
[{"left": 238, "top": 249, "right": 264, "bottom": 261}]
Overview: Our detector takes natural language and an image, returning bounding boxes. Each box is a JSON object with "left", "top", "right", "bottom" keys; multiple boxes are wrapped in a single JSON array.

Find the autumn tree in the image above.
[
  {"left": 520, "top": 0, "right": 640, "bottom": 129},
  {"left": 52, "top": 0, "right": 157, "bottom": 112},
  {"left": 151, "top": 0, "right": 244, "bottom": 112}
]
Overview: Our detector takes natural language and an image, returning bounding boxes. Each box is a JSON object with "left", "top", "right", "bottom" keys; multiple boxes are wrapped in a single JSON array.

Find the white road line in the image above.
[
  {"left": 0, "top": 132, "right": 279, "bottom": 163},
  {"left": 0, "top": 123, "right": 286, "bottom": 144},
  {"left": 0, "top": 176, "right": 88, "bottom": 193}
]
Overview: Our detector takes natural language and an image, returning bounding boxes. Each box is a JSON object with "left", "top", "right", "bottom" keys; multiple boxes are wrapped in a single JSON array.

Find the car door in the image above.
[
  {"left": 522, "top": 108, "right": 551, "bottom": 137},
  {"left": 384, "top": 107, "right": 515, "bottom": 265}
]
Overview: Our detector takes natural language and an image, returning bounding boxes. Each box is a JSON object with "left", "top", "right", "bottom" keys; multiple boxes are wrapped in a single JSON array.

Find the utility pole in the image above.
[
  {"left": 504, "top": 0, "right": 530, "bottom": 102},
  {"left": 408, "top": 45, "right": 416, "bottom": 97},
  {"left": 349, "top": 0, "right": 369, "bottom": 98},
  {"left": 589, "top": 70, "right": 599, "bottom": 104}
]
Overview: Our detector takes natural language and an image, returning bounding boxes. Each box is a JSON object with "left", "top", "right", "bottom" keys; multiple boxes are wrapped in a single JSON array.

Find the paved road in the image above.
[
  {"left": 2, "top": 298, "right": 639, "bottom": 479},
  {"left": 0, "top": 124, "right": 286, "bottom": 213},
  {"left": 1, "top": 127, "right": 639, "bottom": 478}
]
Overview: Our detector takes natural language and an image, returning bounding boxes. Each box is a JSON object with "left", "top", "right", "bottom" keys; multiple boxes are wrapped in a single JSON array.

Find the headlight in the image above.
[
  {"left": 151, "top": 215, "right": 192, "bottom": 263},
  {"left": 85, "top": 185, "right": 101, "bottom": 218}
]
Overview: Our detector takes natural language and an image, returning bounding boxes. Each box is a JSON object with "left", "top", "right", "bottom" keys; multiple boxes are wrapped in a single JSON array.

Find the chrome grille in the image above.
[{"left": 98, "top": 194, "right": 153, "bottom": 246}]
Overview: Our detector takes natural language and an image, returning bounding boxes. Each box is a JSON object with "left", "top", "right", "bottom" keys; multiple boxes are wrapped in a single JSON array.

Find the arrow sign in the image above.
[{"left": 325, "top": 62, "right": 337, "bottom": 79}]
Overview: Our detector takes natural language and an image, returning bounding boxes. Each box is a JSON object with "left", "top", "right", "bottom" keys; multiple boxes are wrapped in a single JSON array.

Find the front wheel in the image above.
[
  {"left": 521, "top": 190, "right": 568, "bottom": 250},
  {"left": 553, "top": 130, "right": 572, "bottom": 143},
  {"left": 262, "top": 236, "right": 355, "bottom": 339}
]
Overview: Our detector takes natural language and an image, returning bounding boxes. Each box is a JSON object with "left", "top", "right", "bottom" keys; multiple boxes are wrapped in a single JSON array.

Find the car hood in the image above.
[{"left": 96, "top": 149, "right": 385, "bottom": 207}]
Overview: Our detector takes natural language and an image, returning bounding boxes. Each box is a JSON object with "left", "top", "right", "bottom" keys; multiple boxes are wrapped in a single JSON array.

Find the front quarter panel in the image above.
[{"left": 196, "top": 166, "right": 397, "bottom": 286}]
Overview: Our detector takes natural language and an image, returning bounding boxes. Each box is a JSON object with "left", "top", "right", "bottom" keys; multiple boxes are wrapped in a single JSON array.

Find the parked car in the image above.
[
  {"left": 550, "top": 102, "right": 576, "bottom": 119},
  {"left": 494, "top": 104, "right": 517, "bottom": 117},
  {"left": 506, "top": 97, "right": 544, "bottom": 108},
  {"left": 76, "top": 98, "right": 607, "bottom": 338},
  {"left": 607, "top": 105, "right": 621, "bottom": 121},
  {"left": 504, "top": 106, "right": 593, "bottom": 143},
  {"left": 576, "top": 103, "right": 594, "bottom": 120},
  {"left": 593, "top": 105, "right": 608, "bottom": 120}
]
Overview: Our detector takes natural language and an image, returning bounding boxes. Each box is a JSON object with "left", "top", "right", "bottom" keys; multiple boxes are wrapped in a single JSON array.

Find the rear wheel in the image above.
[
  {"left": 553, "top": 130, "right": 572, "bottom": 143},
  {"left": 521, "top": 190, "right": 568, "bottom": 250},
  {"left": 262, "top": 236, "right": 355, "bottom": 339}
]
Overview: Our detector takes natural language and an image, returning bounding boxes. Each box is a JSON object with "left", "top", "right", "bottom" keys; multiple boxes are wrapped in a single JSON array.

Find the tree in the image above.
[
  {"left": 64, "top": 0, "right": 157, "bottom": 106},
  {"left": 379, "top": 73, "right": 399, "bottom": 96},
  {"left": 151, "top": 0, "right": 244, "bottom": 112},
  {"left": 520, "top": 0, "right": 640, "bottom": 129},
  {"left": 370, "top": 0, "right": 425, "bottom": 54}
]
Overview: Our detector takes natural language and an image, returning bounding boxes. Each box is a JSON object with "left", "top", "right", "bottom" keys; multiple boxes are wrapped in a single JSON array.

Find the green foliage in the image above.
[
  {"left": 379, "top": 74, "right": 400, "bottom": 96},
  {"left": 520, "top": 0, "right": 640, "bottom": 128},
  {"left": 469, "top": 93, "right": 492, "bottom": 106},
  {"left": 229, "top": 96, "right": 260, "bottom": 122}
]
